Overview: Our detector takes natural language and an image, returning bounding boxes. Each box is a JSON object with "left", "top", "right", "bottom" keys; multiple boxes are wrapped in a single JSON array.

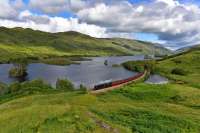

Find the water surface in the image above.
[
  {"left": 0, "top": 55, "right": 144, "bottom": 88},
  {"left": 145, "top": 74, "right": 169, "bottom": 84}
]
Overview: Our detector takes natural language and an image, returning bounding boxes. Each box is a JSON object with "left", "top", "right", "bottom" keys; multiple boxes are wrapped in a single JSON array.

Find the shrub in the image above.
[
  {"left": 171, "top": 68, "right": 186, "bottom": 75},
  {"left": 122, "top": 61, "right": 144, "bottom": 72},
  {"left": 8, "top": 82, "right": 21, "bottom": 94},
  {"left": 123, "top": 60, "right": 156, "bottom": 73},
  {"left": 79, "top": 84, "right": 88, "bottom": 93},
  {"left": 0, "top": 82, "right": 8, "bottom": 96},
  {"left": 9, "top": 57, "right": 28, "bottom": 78},
  {"left": 56, "top": 79, "right": 74, "bottom": 91},
  {"left": 9, "top": 67, "right": 27, "bottom": 78},
  {"left": 172, "top": 59, "right": 182, "bottom": 64},
  {"left": 22, "top": 79, "right": 52, "bottom": 90}
]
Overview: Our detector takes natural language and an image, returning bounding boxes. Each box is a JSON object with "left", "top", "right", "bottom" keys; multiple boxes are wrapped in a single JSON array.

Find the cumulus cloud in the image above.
[
  {"left": 0, "top": 0, "right": 24, "bottom": 19},
  {"left": 29, "top": 0, "right": 89, "bottom": 13},
  {"left": 0, "top": 0, "right": 200, "bottom": 49},
  {"left": 29, "top": 0, "right": 70, "bottom": 13},
  {"left": 156, "top": 0, "right": 179, "bottom": 6},
  {"left": 19, "top": 10, "right": 50, "bottom": 24},
  {"left": 0, "top": 10, "right": 106, "bottom": 38},
  {"left": 77, "top": 0, "right": 200, "bottom": 48}
]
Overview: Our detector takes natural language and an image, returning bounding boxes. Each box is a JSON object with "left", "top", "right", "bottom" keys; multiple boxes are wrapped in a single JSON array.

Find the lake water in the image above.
[
  {"left": 0, "top": 55, "right": 168, "bottom": 88},
  {"left": 145, "top": 74, "right": 169, "bottom": 84},
  {"left": 0, "top": 55, "right": 145, "bottom": 88}
]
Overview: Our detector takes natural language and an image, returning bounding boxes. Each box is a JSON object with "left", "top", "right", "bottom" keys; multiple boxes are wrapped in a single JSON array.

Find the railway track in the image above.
[{"left": 90, "top": 70, "right": 148, "bottom": 94}]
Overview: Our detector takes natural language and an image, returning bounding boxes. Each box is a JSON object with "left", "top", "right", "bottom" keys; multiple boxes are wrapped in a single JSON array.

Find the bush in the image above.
[
  {"left": 22, "top": 79, "right": 52, "bottom": 90},
  {"left": 8, "top": 82, "right": 21, "bottom": 94},
  {"left": 172, "top": 59, "right": 182, "bottom": 64},
  {"left": 123, "top": 61, "right": 144, "bottom": 72},
  {"left": 9, "top": 67, "right": 27, "bottom": 78},
  {"left": 0, "top": 82, "right": 8, "bottom": 96},
  {"left": 79, "top": 84, "right": 87, "bottom": 93},
  {"left": 56, "top": 79, "right": 74, "bottom": 91},
  {"left": 9, "top": 57, "right": 28, "bottom": 78},
  {"left": 123, "top": 60, "right": 156, "bottom": 73},
  {"left": 171, "top": 68, "right": 186, "bottom": 75}
]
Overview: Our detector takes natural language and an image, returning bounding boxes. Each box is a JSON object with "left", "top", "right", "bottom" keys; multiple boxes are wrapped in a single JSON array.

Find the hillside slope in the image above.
[
  {"left": 0, "top": 46, "right": 199, "bottom": 132},
  {"left": 0, "top": 27, "right": 171, "bottom": 62},
  {"left": 0, "top": 82, "right": 199, "bottom": 133},
  {"left": 176, "top": 44, "right": 200, "bottom": 53},
  {"left": 156, "top": 46, "right": 200, "bottom": 88}
]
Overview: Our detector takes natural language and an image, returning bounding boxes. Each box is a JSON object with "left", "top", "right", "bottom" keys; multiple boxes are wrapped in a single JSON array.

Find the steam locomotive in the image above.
[{"left": 93, "top": 72, "right": 144, "bottom": 90}]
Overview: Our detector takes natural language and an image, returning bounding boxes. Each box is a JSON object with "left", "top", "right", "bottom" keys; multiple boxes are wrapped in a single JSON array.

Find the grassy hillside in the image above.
[
  {"left": 156, "top": 46, "right": 200, "bottom": 88},
  {"left": 0, "top": 47, "right": 199, "bottom": 132},
  {"left": 0, "top": 80, "right": 199, "bottom": 133},
  {"left": 0, "top": 27, "right": 171, "bottom": 63},
  {"left": 175, "top": 44, "right": 200, "bottom": 53}
]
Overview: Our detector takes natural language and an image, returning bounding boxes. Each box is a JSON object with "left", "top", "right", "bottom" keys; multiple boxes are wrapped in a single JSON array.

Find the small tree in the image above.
[
  {"left": 56, "top": 79, "right": 74, "bottom": 91},
  {"left": 8, "top": 82, "right": 21, "bottom": 94},
  {"left": 0, "top": 82, "right": 8, "bottom": 96},
  {"left": 9, "top": 58, "right": 28, "bottom": 77},
  {"left": 171, "top": 68, "right": 186, "bottom": 75},
  {"left": 79, "top": 84, "right": 87, "bottom": 93}
]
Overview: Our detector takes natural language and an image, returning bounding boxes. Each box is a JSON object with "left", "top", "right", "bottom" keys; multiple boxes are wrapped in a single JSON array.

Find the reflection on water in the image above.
[
  {"left": 0, "top": 55, "right": 144, "bottom": 88},
  {"left": 145, "top": 74, "right": 168, "bottom": 84}
]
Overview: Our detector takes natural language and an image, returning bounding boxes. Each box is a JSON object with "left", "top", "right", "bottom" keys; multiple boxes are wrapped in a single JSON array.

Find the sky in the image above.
[{"left": 1, "top": 0, "right": 200, "bottom": 50}]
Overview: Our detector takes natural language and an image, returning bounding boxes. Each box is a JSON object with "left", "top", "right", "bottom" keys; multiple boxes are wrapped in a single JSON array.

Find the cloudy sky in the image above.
[{"left": 1, "top": 0, "right": 200, "bottom": 49}]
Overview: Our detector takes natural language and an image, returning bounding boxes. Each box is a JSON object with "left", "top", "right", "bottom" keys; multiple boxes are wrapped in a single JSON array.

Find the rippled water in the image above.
[
  {"left": 0, "top": 55, "right": 144, "bottom": 88},
  {"left": 145, "top": 74, "right": 169, "bottom": 84}
]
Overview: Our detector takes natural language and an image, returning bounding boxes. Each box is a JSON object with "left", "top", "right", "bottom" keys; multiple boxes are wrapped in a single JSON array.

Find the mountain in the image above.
[
  {"left": 0, "top": 27, "right": 171, "bottom": 62},
  {"left": 175, "top": 44, "right": 200, "bottom": 53}
]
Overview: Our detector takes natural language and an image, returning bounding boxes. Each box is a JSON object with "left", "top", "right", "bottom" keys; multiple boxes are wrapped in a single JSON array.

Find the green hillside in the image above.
[
  {"left": 0, "top": 47, "right": 199, "bottom": 133},
  {"left": 0, "top": 82, "right": 199, "bottom": 133},
  {"left": 1, "top": 27, "right": 199, "bottom": 133},
  {"left": 0, "top": 27, "right": 171, "bottom": 63},
  {"left": 156, "top": 46, "right": 200, "bottom": 88},
  {"left": 175, "top": 44, "right": 200, "bottom": 53}
]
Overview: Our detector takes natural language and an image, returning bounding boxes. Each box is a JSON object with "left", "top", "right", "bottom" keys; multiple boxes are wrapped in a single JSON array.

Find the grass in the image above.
[
  {"left": 0, "top": 27, "right": 171, "bottom": 63},
  {"left": 91, "top": 83, "right": 200, "bottom": 133},
  {"left": 155, "top": 48, "right": 200, "bottom": 88},
  {"left": 0, "top": 27, "right": 199, "bottom": 133},
  {"left": 0, "top": 81, "right": 199, "bottom": 133}
]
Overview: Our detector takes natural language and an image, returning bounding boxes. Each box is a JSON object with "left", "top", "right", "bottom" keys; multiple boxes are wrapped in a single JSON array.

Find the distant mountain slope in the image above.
[
  {"left": 0, "top": 27, "right": 171, "bottom": 62},
  {"left": 176, "top": 44, "right": 200, "bottom": 53}
]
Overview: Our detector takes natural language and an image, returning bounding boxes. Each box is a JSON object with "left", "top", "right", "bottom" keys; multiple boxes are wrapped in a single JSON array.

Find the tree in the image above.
[
  {"left": 9, "top": 58, "right": 28, "bottom": 77},
  {"left": 56, "top": 79, "right": 74, "bottom": 91}
]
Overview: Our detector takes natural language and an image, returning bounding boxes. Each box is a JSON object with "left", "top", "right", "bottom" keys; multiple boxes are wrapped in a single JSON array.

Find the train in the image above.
[{"left": 93, "top": 72, "right": 145, "bottom": 90}]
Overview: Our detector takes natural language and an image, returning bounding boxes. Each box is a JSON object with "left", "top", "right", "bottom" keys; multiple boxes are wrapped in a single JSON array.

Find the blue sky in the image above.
[{"left": 1, "top": 0, "right": 200, "bottom": 49}]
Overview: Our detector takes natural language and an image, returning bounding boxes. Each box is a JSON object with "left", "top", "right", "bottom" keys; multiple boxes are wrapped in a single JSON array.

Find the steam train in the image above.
[{"left": 93, "top": 72, "right": 144, "bottom": 90}]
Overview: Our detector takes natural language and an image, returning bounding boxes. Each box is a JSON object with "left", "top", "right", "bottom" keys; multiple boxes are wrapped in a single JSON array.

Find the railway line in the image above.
[{"left": 90, "top": 70, "right": 148, "bottom": 94}]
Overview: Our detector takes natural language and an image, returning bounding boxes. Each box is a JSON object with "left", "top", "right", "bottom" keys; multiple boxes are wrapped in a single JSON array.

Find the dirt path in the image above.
[{"left": 88, "top": 112, "right": 119, "bottom": 133}]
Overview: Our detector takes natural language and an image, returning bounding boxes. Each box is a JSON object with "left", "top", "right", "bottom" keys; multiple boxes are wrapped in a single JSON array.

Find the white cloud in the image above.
[
  {"left": 0, "top": 0, "right": 200, "bottom": 49},
  {"left": 19, "top": 10, "right": 50, "bottom": 24},
  {"left": 29, "top": 0, "right": 70, "bottom": 13},
  {"left": 77, "top": 0, "right": 200, "bottom": 48},
  {"left": 156, "top": 0, "right": 179, "bottom": 6},
  {"left": 0, "top": 0, "right": 22, "bottom": 19},
  {"left": 29, "top": 0, "right": 88, "bottom": 13},
  {"left": 0, "top": 11, "right": 107, "bottom": 38},
  {"left": 11, "top": 0, "right": 25, "bottom": 9}
]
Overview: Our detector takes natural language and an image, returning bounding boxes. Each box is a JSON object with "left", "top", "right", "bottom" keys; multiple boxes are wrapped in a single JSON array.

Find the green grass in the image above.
[
  {"left": 0, "top": 27, "right": 171, "bottom": 63},
  {"left": 0, "top": 27, "right": 199, "bottom": 133},
  {"left": 156, "top": 48, "right": 200, "bottom": 88},
  {"left": 91, "top": 83, "right": 200, "bottom": 133},
  {"left": 0, "top": 82, "right": 199, "bottom": 133}
]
